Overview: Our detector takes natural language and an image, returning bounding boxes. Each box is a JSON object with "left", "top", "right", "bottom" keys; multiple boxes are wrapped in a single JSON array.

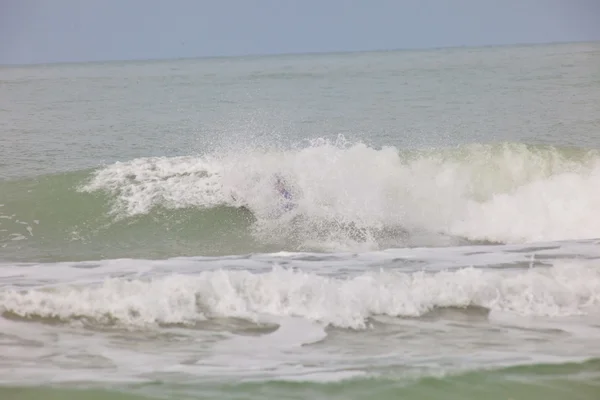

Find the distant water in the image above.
[{"left": 2, "top": 42, "right": 600, "bottom": 400}]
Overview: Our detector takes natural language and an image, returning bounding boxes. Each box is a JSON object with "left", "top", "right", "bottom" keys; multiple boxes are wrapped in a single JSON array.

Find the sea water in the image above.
[{"left": 1, "top": 42, "right": 600, "bottom": 399}]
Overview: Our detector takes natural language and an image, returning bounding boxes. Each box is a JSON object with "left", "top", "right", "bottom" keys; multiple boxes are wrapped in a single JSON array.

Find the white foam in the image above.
[
  {"left": 2, "top": 261, "right": 599, "bottom": 329},
  {"left": 80, "top": 156, "right": 226, "bottom": 217},
  {"left": 0, "top": 210, "right": 35, "bottom": 243},
  {"left": 79, "top": 138, "right": 600, "bottom": 247},
  {"left": 215, "top": 316, "right": 327, "bottom": 351},
  {"left": 9, "top": 233, "right": 27, "bottom": 241},
  {"left": 452, "top": 167, "right": 600, "bottom": 243}
]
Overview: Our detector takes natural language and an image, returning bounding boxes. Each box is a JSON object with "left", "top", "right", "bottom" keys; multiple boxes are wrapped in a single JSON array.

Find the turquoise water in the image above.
[{"left": 2, "top": 42, "right": 600, "bottom": 399}]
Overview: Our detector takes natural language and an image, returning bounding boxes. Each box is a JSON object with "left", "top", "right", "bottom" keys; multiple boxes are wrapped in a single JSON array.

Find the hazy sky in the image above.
[{"left": 1, "top": 0, "right": 600, "bottom": 64}]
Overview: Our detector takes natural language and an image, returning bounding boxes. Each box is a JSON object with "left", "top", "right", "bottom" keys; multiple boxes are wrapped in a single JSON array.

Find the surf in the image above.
[{"left": 3, "top": 136, "right": 600, "bottom": 261}]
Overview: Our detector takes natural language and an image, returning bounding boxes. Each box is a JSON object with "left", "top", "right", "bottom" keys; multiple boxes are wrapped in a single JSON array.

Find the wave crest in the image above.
[{"left": 77, "top": 137, "right": 600, "bottom": 247}]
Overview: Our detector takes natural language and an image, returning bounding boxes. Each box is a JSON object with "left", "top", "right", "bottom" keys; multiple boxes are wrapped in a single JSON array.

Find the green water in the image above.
[
  {"left": 2, "top": 42, "right": 600, "bottom": 400},
  {"left": 4, "top": 359, "right": 600, "bottom": 400}
]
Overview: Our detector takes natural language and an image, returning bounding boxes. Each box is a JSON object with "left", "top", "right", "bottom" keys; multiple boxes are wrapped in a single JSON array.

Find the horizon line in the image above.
[{"left": 1, "top": 38, "right": 598, "bottom": 68}]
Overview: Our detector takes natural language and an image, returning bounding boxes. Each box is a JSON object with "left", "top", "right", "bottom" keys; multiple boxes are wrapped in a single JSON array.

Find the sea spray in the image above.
[
  {"left": 3, "top": 138, "right": 600, "bottom": 261},
  {"left": 80, "top": 138, "right": 600, "bottom": 246}
]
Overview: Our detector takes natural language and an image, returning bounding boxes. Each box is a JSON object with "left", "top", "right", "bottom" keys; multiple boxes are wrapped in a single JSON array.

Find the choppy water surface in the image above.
[{"left": 2, "top": 42, "right": 600, "bottom": 399}]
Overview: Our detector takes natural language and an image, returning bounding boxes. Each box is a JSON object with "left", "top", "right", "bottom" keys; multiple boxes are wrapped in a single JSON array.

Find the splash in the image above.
[
  {"left": 2, "top": 260, "right": 599, "bottom": 329},
  {"left": 77, "top": 137, "right": 600, "bottom": 248}
]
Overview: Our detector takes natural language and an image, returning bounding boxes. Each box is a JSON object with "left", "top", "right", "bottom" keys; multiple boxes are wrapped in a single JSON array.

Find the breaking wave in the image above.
[
  {"left": 2, "top": 259, "right": 599, "bottom": 329},
  {"left": 3, "top": 136, "right": 600, "bottom": 258}
]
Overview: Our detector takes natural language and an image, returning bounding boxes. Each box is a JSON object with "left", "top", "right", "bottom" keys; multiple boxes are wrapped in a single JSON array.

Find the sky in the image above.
[{"left": 1, "top": 0, "right": 600, "bottom": 65}]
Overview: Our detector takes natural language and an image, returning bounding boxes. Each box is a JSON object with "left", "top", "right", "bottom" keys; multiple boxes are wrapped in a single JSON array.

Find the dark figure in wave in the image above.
[
  {"left": 230, "top": 174, "right": 296, "bottom": 215},
  {"left": 273, "top": 174, "right": 296, "bottom": 212}
]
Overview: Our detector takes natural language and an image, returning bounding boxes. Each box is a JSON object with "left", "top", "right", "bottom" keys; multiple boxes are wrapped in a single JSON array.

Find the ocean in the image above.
[{"left": 1, "top": 41, "right": 600, "bottom": 399}]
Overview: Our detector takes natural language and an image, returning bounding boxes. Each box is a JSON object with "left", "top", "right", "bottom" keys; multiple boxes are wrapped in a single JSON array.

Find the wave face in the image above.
[
  {"left": 2, "top": 258, "right": 600, "bottom": 329},
  {"left": 2, "top": 251, "right": 600, "bottom": 392},
  {"left": 3, "top": 136, "right": 600, "bottom": 260}
]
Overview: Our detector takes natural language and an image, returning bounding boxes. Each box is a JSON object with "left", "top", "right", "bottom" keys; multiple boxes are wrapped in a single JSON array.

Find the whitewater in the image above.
[
  {"left": 80, "top": 139, "right": 600, "bottom": 245},
  {"left": 2, "top": 42, "right": 600, "bottom": 400}
]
